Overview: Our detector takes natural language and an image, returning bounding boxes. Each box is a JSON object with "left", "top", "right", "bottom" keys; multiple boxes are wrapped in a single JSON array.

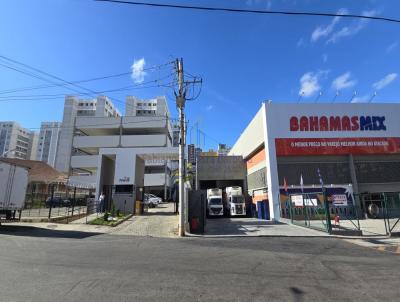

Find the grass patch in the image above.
[{"left": 88, "top": 213, "right": 130, "bottom": 226}]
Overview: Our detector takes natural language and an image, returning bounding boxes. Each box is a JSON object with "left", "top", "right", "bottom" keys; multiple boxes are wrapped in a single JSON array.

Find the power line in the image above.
[
  {"left": 95, "top": 0, "right": 400, "bottom": 24},
  {"left": 0, "top": 60, "right": 174, "bottom": 95},
  {"left": 24, "top": 116, "right": 179, "bottom": 130},
  {"left": 0, "top": 55, "right": 175, "bottom": 107},
  {"left": 0, "top": 76, "right": 177, "bottom": 101},
  {"left": 0, "top": 56, "right": 175, "bottom": 107}
]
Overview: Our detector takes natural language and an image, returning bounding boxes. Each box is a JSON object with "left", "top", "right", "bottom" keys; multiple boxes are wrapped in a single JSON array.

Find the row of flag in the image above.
[{"left": 283, "top": 168, "right": 324, "bottom": 193}]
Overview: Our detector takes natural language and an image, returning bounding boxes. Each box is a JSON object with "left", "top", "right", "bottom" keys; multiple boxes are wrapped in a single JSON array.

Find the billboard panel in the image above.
[{"left": 275, "top": 137, "right": 400, "bottom": 156}]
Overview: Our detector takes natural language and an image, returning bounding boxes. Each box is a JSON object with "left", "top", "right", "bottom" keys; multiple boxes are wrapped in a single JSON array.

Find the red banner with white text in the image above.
[{"left": 275, "top": 137, "right": 400, "bottom": 156}]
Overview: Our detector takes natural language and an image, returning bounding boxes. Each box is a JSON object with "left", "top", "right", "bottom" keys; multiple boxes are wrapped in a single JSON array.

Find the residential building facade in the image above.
[
  {"left": 0, "top": 121, "right": 38, "bottom": 160},
  {"left": 65, "top": 95, "right": 177, "bottom": 210},
  {"left": 55, "top": 95, "right": 121, "bottom": 173},
  {"left": 36, "top": 122, "right": 62, "bottom": 167}
]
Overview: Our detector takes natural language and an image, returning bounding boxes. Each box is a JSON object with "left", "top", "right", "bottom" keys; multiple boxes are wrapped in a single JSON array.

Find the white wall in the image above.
[{"left": 229, "top": 106, "right": 265, "bottom": 158}]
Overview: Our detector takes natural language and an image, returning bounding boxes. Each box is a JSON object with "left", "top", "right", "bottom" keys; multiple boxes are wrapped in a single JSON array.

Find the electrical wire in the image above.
[
  {"left": 24, "top": 116, "right": 179, "bottom": 130},
  {"left": 0, "top": 60, "right": 174, "bottom": 95},
  {"left": 0, "top": 75, "right": 177, "bottom": 101},
  {"left": 95, "top": 0, "right": 400, "bottom": 24},
  {"left": 0, "top": 55, "right": 175, "bottom": 107}
]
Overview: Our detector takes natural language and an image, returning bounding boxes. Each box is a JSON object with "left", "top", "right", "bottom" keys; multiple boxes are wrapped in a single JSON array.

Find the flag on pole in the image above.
[
  {"left": 300, "top": 174, "right": 304, "bottom": 193},
  {"left": 283, "top": 177, "right": 288, "bottom": 193},
  {"left": 317, "top": 168, "right": 324, "bottom": 188}
]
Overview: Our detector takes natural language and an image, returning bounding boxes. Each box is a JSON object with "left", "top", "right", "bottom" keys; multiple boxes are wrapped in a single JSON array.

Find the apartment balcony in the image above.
[
  {"left": 71, "top": 155, "right": 99, "bottom": 168},
  {"left": 144, "top": 173, "right": 168, "bottom": 187},
  {"left": 122, "top": 116, "right": 167, "bottom": 131},
  {"left": 121, "top": 135, "right": 167, "bottom": 147},
  {"left": 75, "top": 117, "right": 120, "bottom": 135},
  {"left": 73, "top": 136, "right": 119, "bottom": 149}
]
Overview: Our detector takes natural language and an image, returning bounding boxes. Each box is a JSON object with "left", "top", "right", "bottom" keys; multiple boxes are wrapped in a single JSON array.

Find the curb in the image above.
[
  {"left": 110, "top": 214, "right": 133, "bottom": 227},
  {"left": 184, "top": 232, "right": 390, "bottom": 239},
  {"left": 88, "top": 214, "right": 133, "bottom": 227}
]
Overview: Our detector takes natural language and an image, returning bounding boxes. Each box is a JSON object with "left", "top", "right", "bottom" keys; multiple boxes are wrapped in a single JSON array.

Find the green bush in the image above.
[{"left": 104, "top": 212, "right": 109, "bottom": 221}]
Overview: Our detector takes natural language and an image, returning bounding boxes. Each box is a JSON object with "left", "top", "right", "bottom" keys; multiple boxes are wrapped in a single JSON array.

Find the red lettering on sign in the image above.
[
  {"left": 319, "top": 116, "right": 329, "bottom": 131},
  {"left": 300, "top": 116, "right": 308, "bottom": 131},
  {"left": 290, "top": 116, "right": 299, "bottom": 131},
  {"left": 351, "top": 116, "right": 359, "bottom": 131},
  {"left": 342, "top": 116, "right": 351, "bottom": 131},
  {"left": 329, "top": 116, "right": 341, "bottom": 131},
  {"left": 309, "top": 116, "right": 318, "bottom": 131}
]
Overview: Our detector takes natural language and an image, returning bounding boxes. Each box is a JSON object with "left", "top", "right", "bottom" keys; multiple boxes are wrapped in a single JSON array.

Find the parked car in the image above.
[
  {"left": 144, "top": 194, "right": 160, "bottom": 208},
  {"left": 146, "top": 193, "right": 162, "bottom": 204},
  {"left": 45, "top": 197, "right": 71, "bottom": 208}
]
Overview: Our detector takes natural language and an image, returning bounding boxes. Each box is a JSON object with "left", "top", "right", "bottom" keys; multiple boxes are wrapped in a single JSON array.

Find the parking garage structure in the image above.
[{"left": 230, "top": 102, "right": 400, "bottom": 221}]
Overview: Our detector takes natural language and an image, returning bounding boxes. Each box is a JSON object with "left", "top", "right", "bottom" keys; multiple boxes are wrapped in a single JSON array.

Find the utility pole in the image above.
[
  {"left": 175, "top": 57, "right": 202, "bottom": 236},
  {"left": 176, "top": 58, "right": 186, "bottom": 237}
]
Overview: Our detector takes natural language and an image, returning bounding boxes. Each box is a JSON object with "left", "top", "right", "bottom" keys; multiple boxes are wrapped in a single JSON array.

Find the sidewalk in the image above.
[
  {"left": 111, "top": 203, "right": 178, "bottom": 237},
  {"left": 69, "top": 212, "right": 100, "bottom": 224}
]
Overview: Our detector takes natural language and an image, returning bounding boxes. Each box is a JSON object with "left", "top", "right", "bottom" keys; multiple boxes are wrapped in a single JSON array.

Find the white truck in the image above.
[
  {"left": 206, "top": 188, "right": 224, "bottom": 216},
  {"left": 0, "top": 161, "right": 28, "bottom": 221},
  {"left": 225, "top": 186, "right": 246, "bottom": 216}
]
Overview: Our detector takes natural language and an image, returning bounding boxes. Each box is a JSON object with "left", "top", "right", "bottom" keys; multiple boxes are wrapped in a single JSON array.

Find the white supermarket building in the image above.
[{"left": 229, "top": 102, "right": 400, "bottom": 221}]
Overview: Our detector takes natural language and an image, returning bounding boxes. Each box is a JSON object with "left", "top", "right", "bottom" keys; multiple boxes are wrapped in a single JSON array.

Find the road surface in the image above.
[{"left": 0, "top": 226, "right": 399, "bottom": 302}]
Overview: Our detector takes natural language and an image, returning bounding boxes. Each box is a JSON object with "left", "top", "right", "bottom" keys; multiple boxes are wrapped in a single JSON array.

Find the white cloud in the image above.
[
  {"left": 298, "top": 71, "right": 326, "bottom": 97},
  {"left": 332, "top": 72, "right": 357, "bottom": 91},
  {"left": 246, "top": 0, "right": 272, "bottom": 9},
  {"left": 311, "top": 8, "right": 348, "bottom": 42},
  {"left": 296, "top": 38, "right": 304, "bottom": 48},
  {"left": 131, "top": 58, "right": 147, "bottom": 84},
  {"left": 322, "top": 53, "right": 328, "bottom": 63},
  {"left": 206, "top": 105, "right": 214, "bottom": 111},
  {"left": 386, "top": 42, "right": 398, "bottom": 54},
  {"left": 372, "top": 73, "right": 398, "bottom": 90},
  {"left": 327, "top": 10, "right": 377, "bottom": 44},
  {"left": 351, "top": 94, "right": 369, "bottom": 103}
]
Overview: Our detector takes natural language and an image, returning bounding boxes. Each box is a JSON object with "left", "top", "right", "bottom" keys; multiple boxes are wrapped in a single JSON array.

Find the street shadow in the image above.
[
  {"left": 145, "top": 211, "right": 177, "bottom": 216},
  {"left": 205, "top": 218, "right": 283, "bottom": 235},
  {"left": 290, "top": 287, "right": 305, "bottom": 302},
  {"left": 0, "top": 225, "right": 103, "bottom": 239}
]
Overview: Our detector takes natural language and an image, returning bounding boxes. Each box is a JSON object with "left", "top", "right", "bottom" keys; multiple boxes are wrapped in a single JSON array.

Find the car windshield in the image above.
[
  {"left": 209, "top": 198, "right": 222, "bottom": 205},
  {"left": 232, "top": 196, "right": 243, "bottom": 204}
]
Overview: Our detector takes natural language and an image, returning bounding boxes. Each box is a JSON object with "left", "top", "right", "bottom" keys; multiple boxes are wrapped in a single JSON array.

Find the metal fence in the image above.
[
  {"left": 18, "top": 185, "right": 93, "bottom": 222},
  {"left": 281, "top": 190, "right": 400, "bottom": 236}
]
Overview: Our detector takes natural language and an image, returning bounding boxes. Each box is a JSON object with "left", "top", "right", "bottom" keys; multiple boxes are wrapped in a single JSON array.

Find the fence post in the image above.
[
  {"left": 48, "top": 184, "right": 54, "bottom": 220},
  {"left": 383, "top": 193, "right": 390, "bottom": 236},
  {"left": 323, "top": 188, "right": 332, "bottom": 234}
]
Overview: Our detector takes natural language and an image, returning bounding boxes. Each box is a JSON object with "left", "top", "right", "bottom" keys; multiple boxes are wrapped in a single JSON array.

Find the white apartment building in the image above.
[
  {"left": 0, "top": 121, "right": 38, "bottom": 160},
  {"left": 36, "top": 122, "right": 61, "bottom": 167},
  {"left": 125, "top": 95, "right": 169, "bottom": 117},
  {"left": 55, "top": 95, "right": 121, "bottom": 172},
  {"left": 172, "top": 122, "right": 180, "bottom": 147},
  {"left": 65, "top": 95, "right": 178, "bottom": 211}
]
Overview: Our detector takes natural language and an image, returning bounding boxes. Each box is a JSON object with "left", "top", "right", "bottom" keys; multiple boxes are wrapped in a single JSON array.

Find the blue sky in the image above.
[{"left": 1, "top": 0, "right": 399, "bottom": 150}]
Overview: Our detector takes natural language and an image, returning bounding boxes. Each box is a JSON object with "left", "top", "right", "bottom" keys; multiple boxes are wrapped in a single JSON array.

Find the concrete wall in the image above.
[
  {"left": 197, "top": 156, "right": 246, "bottom": 181},
  {"left": 229, "top": 107, "right": 265, "bottom": 159},
  {"left": 144, "top": 173, "right": 166, "bottom": 186},
  {"left": 135, "top": 156, "right": 145, "bottom": 188},
  {"left": 55, "top": 97, "right": 78, "bottom": 172}
]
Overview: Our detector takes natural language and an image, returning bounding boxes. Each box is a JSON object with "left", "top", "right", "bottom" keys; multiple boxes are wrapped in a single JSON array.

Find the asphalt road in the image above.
[{"left": 0, "top": 226, "right": 399, "bottom": 302}]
